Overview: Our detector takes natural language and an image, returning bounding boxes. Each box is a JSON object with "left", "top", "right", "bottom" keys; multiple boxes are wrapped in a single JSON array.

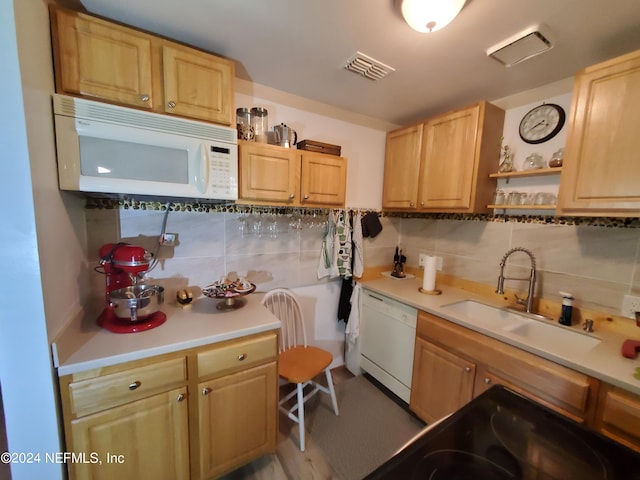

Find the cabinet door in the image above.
[
  {"left": 410, "top": 337, "right": 475, "bottom": 424},
  {"left": 418, "top": 105, "right": 479, "bottom": 210},
  {"left": 382, "top": 125, "right": 422, "bottom": 209},
  {"left": 594, "top": 384, "right": 640, "bottom": 453},
  {"left": 162, "top": 44, "right": 234, "bottom": 125},
  {"left": 300, "top": 152, "right": 347, "bottom": 206},
  {"left": 558, "top": 49, "right": 640, "bottom": 216},
  {"left": 50, "top": 7, "right": 154, "bottom": 109},
  {"left": 238, "top": 142, "right": 298, "bottom": 203},
  {"left": 69, "top": 387, "right": 189, "bottom": 480},
  {"left": 198, "top": 362, "right": 277, "bottom": 479}
]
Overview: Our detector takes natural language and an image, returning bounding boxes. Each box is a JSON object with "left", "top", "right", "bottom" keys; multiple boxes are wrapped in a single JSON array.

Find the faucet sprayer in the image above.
[{"left": 496, "top": 247, "right": 537, "bottom": 314}]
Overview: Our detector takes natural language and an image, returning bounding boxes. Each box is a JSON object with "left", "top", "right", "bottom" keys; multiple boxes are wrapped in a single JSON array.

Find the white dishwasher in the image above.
[{"left": 360, "top": 289, "right": 417, "bottom": 403}]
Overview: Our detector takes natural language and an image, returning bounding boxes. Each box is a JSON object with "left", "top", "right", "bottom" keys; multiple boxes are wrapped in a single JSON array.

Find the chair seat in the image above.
[{"left": 279, "top": 346, "right": 333, "bottom": 383}]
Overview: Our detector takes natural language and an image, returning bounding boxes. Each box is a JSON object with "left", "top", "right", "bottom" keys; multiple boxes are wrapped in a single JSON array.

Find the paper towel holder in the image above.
[{"left": 419, "top": 287, "right": 442, "bottom": 295}]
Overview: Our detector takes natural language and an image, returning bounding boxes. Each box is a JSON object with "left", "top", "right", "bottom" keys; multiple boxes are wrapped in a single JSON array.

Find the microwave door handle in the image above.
[{"left": 199, "top": 143, "right": 208, "bottom": 195}]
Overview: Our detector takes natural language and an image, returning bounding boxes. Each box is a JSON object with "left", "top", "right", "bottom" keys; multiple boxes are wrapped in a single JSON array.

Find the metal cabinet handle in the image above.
[
  {"left": 464, "top": 367, "right": 471, "bottom": 373},
  {"left": 420, "top": 202, "right": 425, "bottom": 207},
  {"left": 289, "top": 193, "right": 295, "bottom": 200},
  {"left": 484, "top": 377, "right": 492, "bottom": 384},
  {"left": 237, "top": 353, "right": 247, "bottom": 361},
  {"left": 202, "top": 387, "right": 212, "bottom": 396},
  {"left": 177, "top": 393, "right": 185, "bottom": 402},
  {"left": 168, "top": 101, "right": 176, "bottom": 108},
  {"left": 128, "top": 381, "right": 141, "bottom": 390},
  {"left": 409, "top": 202, "right": 415, "bottom": 207},
  {"left": 303, "top": 194, "right": 309, "bottom": 200},
  {"left": 140, "top": 94, "right": 149, "bottom": 102}
]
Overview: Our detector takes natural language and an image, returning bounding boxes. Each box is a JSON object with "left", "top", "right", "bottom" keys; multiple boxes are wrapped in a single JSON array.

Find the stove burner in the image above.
[{"left": 411, "top": 449, "right": 517, "bottom": 480}]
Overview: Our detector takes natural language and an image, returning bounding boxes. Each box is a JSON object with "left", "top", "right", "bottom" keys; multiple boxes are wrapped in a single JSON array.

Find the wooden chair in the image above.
[{"left": 261, "top": 288, "right": 339, "bottom": 451}]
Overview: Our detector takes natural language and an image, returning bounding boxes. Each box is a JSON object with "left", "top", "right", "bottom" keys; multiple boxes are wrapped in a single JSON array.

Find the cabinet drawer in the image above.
[
  {"left": 68, "top": 357, "right": 187, "bottom": 417},
  {"left": 198, "top": 332, "right": 277, "bottom": 379},
  {"left": 596, "top": 386, "right": 640, "bottom": 451}
]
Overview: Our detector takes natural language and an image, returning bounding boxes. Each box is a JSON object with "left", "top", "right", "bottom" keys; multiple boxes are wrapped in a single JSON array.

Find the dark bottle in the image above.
[{"left": 559, "top": 292, "right": 574, "bottom": 326}]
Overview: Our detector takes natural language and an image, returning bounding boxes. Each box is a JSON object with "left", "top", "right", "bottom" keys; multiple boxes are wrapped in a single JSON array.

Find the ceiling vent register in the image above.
[
  {"left": 487, "top": 25, "right": 554, "bottom": 67},
  {"left": 344, "top": 51, "right": 396, "bottom": 80}
]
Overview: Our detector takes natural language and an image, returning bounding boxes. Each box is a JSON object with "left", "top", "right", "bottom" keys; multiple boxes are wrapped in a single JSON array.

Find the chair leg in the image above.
[
  {"left": 296, "top": 382, "right": 306, "bottom": 452},
  {"left": 325, "top": 368, "right": 339, "bottom": 416}
]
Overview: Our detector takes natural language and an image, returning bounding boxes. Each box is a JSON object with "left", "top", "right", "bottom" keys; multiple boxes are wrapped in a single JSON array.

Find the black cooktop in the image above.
[{"left": 365, "top": 385, "right": 640, "bottom": 480}]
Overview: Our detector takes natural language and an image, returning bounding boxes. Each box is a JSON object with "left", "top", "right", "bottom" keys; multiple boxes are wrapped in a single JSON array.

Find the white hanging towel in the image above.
[
  {"left": 345, "top": 283, "right": 361, "bottom": 350},
  {"left": 317, "top": 210, "right": 339, "bottom": 279},
  {"left": 336, "top": 210, "right": 352, "bottom": 279},
  {"left": 352, "top": 210, "right": 364, "bottom": 278}
]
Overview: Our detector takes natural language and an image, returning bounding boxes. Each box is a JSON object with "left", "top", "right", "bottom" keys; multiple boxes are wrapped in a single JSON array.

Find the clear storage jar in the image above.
[
  {"left": 250, "top": 107, "right": 268, "bottom": 143},
  {"left": 236, "top": 108, "right": 254, "bottom": 141}
]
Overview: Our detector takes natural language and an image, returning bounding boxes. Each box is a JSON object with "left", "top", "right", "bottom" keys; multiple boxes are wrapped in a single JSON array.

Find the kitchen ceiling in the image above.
[{"left": 77, "top": 0, "right": 640, "bottom": 127}]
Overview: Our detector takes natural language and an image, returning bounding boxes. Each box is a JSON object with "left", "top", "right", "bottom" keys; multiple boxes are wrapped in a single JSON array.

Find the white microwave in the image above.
[{"left": 52, "top": 94, "right": 238, "bottom": 201}]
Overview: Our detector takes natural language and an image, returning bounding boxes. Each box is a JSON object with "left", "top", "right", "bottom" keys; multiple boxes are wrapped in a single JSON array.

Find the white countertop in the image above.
[
  {"left": 52, "top": 293, "right": 280, "bottom": 376},
  {"left": 362, "top": 277, "right": 640, "bottom": 396}
]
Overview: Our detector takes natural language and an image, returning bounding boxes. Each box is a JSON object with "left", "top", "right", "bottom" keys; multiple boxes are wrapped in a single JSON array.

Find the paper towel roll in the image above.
[{"left": 423, "top": 256, "right": 437, "bottom": 291}]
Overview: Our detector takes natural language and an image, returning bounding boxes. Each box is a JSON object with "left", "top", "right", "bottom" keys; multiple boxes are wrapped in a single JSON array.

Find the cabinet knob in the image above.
[
  {"left": 128, "top": 381, "right": 141, "bottom": 390},
  {"left": 303, "top": 194, "right": 310, "bottom": 200},
  {"left": 484, "top": 377, "right": 492, "bottom": 384},
  {"left": 202, "top": 387, "right": 212, "bottom": 396},
  {"left": 420, "top": 202, "right": 425, "bottom": 207},
  {"left": 289, "top": 193, "right": 295, "bottom": 200},
  {"left": 237, "top": 353, "right": 247, "bottom": 361},
  {"left": 177, "top": 393, "right": 185, "bottom": 402},
  {"left": 410, "top": 202, "right": 415, "bottom": 207},
  {"left": 168, "top": 101, "right": 176, "bottom": 108},
  {"left": 464, "top": 367, "right": 471, "bottom": 373},
  {"left": 140, "top": 94, "right": 149, "bottom": 102}
]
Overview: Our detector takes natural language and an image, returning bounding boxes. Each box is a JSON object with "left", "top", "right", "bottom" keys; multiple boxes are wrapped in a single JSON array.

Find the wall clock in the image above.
[{"left": 518, "top": 103, "right": 566, "bottom": 144}]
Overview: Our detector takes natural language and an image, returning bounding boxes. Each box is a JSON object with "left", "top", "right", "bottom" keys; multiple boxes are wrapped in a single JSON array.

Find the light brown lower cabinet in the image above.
[
  {"left": 58, "top": 331, "right": 278, "bottom": 480},
  {"left": 594, "top": 384, "right": 640, "bottom": 453},
  {"left": 410, "top": 311, "right": 599, "bottom": 425}
]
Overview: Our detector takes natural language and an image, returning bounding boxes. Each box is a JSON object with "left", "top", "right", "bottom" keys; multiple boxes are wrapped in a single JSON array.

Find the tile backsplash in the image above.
[
  {"left": 86, "top": 205, "right": 639, "bottom": 318},
  {"left": 399, "top": 217, "right": 640, "bottom": 317}
]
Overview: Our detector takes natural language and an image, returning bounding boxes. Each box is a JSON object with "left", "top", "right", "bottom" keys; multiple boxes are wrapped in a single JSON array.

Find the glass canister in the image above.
[
  {"left": 250, "top": 107, "right": 268, "bottom": 143},
  {"left": 549, "top": 148, "right": 564, "bottom": 168},
  {"left": 236, "top": 108, "right": 254, "bottom": 141}
]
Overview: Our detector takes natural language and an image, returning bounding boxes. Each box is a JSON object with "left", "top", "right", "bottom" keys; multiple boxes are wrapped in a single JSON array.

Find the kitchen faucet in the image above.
[{"left": 496, "top": 247, "right": 537, "bottom": 314}]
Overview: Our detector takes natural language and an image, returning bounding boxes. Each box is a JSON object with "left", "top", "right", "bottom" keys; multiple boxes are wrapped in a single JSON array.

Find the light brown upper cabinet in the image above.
[
  {"left": 238, "top": 141, "right": 347, "bottom": 207},
  {"left": 49, "top": 6, "right": 234, "bottom": 126},
  {"left": 558, "top": 48, "right": 640, "bottom": 216},
  {"left": 382, "top": 102, "right": 504, "bottom": 213}
]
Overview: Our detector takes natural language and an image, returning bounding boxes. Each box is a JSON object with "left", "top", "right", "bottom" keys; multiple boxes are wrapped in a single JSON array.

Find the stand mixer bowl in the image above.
[{"left": 109, "top": 285, "right": 164, "bottom": 322}]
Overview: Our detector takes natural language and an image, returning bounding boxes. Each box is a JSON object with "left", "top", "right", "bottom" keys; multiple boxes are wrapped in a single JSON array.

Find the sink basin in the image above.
[
  {"left": 441, "top": 299, "right": 601, "bottom": 352},
  {"left": 440, "top": 300, "right": 531, "bottom": 330},
  {"left": 504, "top": 321, "right": 601, "bottom": 350}
]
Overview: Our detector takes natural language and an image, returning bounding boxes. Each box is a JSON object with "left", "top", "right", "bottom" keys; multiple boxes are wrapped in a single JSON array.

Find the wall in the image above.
[{"left": 0, "top": 1, "right": 64, "bottom": 478}]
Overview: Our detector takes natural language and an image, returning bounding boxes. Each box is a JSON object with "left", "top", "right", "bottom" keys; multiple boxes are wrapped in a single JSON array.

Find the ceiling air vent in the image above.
[
  {"left": 344, "top": 51, "right": 395, "bottom": 80},
  {"left": 487, "top": 25, "right": 554, "bottom": 67}
]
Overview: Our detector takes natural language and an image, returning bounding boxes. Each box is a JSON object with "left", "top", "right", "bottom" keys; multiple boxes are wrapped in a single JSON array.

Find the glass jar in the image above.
[
  {"left": 250, "top": 107, "right": 268, "bottom": 143},
  {"left": 523, "top": 153, "right": 544, "bottom": 170},
  {"left": 493, "top": 189, "right": 505, "bottom": 205},
  {"left": 236, "top": 108, "right": 254, "bottom": 141},
  {"left": 549, "top": 148, "right": 564, "bottom": 168}
]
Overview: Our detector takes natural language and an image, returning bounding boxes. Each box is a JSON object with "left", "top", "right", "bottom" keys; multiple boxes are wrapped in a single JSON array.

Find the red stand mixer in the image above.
[{"left": 96, "top": 243, "right": 166, "bottom": 333}]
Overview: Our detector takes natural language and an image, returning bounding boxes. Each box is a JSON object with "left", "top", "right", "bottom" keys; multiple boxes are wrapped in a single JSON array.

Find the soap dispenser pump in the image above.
[{"left": 559, "top": 292, "right": 574, "bottom": 326}]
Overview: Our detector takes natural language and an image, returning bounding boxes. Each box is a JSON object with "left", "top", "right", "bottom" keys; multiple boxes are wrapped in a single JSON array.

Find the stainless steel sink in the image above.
[{"left": 440, "top": 299, "right": 601, "bottom": 352}]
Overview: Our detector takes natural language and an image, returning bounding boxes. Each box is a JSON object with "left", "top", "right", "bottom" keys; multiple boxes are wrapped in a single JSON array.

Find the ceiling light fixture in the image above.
[{"left": 398, "top": 0, "right": 466, "bottom": 33}]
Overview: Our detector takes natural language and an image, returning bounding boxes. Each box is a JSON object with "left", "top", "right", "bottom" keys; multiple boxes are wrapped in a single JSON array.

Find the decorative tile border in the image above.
[{"left": 84, "top": 197, "right": 639, "bottom": 228}]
